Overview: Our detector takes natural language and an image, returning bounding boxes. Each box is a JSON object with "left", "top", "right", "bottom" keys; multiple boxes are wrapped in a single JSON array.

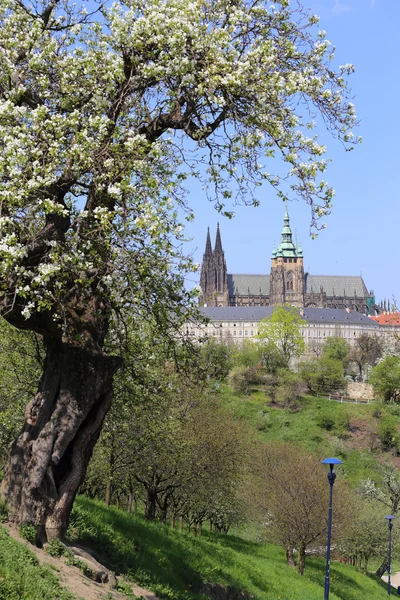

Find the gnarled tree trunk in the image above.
[{"left": 0, "top": 340, "right": 120, "bottom": 544}]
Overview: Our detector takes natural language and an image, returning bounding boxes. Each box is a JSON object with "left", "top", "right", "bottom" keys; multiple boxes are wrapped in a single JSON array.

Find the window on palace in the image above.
[{"left": 251, "top": 330, "right": 253, "bottom": 336}]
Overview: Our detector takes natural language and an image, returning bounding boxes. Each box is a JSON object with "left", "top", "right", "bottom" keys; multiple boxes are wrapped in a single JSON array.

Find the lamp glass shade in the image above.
[
  {"left": 322, "top": 458, "right": 343, "bottom": 465},
  {"left": 385, "top": 515, "right": 396, "bottom": 520}
]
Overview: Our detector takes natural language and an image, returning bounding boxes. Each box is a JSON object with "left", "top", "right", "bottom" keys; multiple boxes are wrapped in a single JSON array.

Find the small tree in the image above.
[
  {"left": 361, "top": 465, "right": 400, "bottom": 576},
  {"left": 231, "top": 340, "right": 263, "bottom": 368},
  {"left": 347, "top": 334, "right": 382, "bottom": 379},
  {"left": 322, "top": 337, "right": 350, "bottom": 366},
  {"left": 341, "top": 498, "right": 388, "bottom": 574},
  {"left": 369, "top": 356, "right": 400, "bottom": 402},
  {"left": 256, "top": 443, "right": 351, "bottom": 574},
  {"left": 299, "top": 357, "right": 346, "bottom": 395},
  {"left": 199, "top": 338, "right": 232, "bottom": 381},
  {"left": 257, "top": 306, "right": 306, "bottom": 369}
]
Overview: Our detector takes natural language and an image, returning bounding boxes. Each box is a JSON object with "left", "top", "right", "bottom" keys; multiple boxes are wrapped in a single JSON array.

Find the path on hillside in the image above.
[
  {"left": 382, "top": 571, "right": 400, "bottom": 591},
  {"left": 4, "top": 522, "right": 159, "bottom": 600}
]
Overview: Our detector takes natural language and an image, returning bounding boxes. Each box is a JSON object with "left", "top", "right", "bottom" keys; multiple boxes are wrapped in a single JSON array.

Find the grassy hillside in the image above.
[
  {"left": 0, "top": 526, "right": 74, "bottom": 600},
  {"left": 219, "top": 385, "right": 399, "bottom": 485},
  {"left": 68, "top": 496, "right": 387, "bottom": 600}
]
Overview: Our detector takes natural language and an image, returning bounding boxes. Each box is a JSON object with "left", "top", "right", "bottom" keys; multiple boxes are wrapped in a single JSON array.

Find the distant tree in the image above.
[
  {"left": 257, "top": 306, "right": 306, "bottom": 369},
  {"left": 299, "top": 357, "right": 346, "bottom": 395},
  {"left": 369, "top": 356, "right": 400, "bottom": 402},
  {"left": 256, "top": 443, "right": 351, "bottom": 575},
  {"left": 231, "top": 340, "right": 263, "bottom": 368},
  {"left": 199, "top": 338, "right": 232, "bottom": 380},
  {"left": 0, "top": 320, "right": 44, "bottom": 467},
  {"left": 228, "top": 365, "right": 265, "bottom": 395},
  {"left": 322, "top": 337, "right": 350, "bottom": 366},
  {"left": 347, "top": 334, "right": 382, "bottom": 379},
  {"left": 341, "top": 498, "right": 388, "bottom": 574},
  {"left": 309, "top": 339, "right": 324, "bottom": 358},
  {"left": 361, "top": 465, "right": 400, "bottom": 576},
  {"left": 260, "top": 343, "right": 288, "bottom": 374}
]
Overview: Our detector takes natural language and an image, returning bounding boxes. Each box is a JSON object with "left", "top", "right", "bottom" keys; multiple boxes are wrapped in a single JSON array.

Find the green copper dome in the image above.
[{"left": 275, "top": 206, "right": 300, "bottom": 258}]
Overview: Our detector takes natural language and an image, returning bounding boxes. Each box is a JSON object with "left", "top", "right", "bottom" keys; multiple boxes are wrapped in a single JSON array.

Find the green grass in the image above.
[
  {"left": 69, "top": 496, "right": 388, "bottom": 600},
  {"left": 0, "top": 526, "right": 75, "bottom": 600},
  {"left": 218, "top": 386, "right": 391, "bottom": 485}
]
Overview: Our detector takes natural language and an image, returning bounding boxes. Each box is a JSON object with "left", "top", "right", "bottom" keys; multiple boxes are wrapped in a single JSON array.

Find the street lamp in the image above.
[
  {"left": 385, "top": 515, "right": 396, "bottom": 596},
  {"left": 322, "top": 457, "right": 343, "bottom": 600}
]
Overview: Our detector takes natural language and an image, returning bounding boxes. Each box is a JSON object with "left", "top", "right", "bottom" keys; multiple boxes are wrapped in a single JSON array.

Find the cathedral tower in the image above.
[
  {"left": 270, "top": 207, "right": 305, "bottom": 306},
  {"left": 199, "top": 224, "right": 228, "bottom": 306}
]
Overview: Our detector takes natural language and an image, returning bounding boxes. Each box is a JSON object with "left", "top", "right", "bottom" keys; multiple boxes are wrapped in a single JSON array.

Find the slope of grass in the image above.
[
  {"left": 70, "top": 496, "right": 387, "bottom": 600},
  {"left": 218, "top": 386, "right": 392, "bottom": 485},
  {"left": 0, "top": 526, "right": 75, "bottom": 600}
]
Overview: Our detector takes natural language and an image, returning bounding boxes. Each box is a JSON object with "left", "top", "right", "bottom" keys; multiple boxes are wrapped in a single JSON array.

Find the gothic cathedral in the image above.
[{"left": 199, "top": 208, "right": 377, "bottom": 314}]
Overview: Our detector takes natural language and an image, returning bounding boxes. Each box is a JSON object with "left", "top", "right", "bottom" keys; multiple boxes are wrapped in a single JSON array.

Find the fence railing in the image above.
[{"left": 324, "top": 394, "right": 371, "bottom": 405}]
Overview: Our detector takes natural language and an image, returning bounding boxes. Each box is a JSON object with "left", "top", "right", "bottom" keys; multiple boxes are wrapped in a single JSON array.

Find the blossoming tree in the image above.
[{"left": 0, "top": 0, "right": 359, "bottom": 541}]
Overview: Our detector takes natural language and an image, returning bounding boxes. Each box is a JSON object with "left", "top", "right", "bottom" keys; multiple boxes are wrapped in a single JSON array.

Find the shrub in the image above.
[
  {"left": 377, "top": 415, "right": 400, "bottom": 452},
  {"left": 19, "top": 524, "right": 37, "bottom": 545},
  {"left": 369, "top": 356, "right": 400, "bottom": 402},
  {"left": 228, "top": 365, "right": 265, "bottom": 395},
  {"left": 300, "top": 357, "right": 346, "bottom": 395},
  {"left": 45, "top": 538, "right": 66, "bottom": 558},
  {"left": 276, "top": 371, "right": 307, "bottom": 410},
  {"left": 316, "top": 410, "right": 336, "bottom": 431}
]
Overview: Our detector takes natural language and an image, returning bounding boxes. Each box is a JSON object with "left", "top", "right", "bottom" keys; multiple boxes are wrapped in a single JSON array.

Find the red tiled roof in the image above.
[{"left": 370, "top": 313, "right": 400, "bottom": 325}]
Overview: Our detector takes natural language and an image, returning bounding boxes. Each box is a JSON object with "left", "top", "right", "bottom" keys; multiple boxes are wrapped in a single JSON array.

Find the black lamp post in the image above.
[
  {"left": 322, "top": 457, "right": 343, "bottom": 600},
  {"left": 385, "top": 515, "right": 396, "bottom": 596}
]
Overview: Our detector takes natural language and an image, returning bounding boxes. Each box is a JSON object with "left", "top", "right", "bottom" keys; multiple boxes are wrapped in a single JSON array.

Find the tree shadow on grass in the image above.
[
  {"left": 71, "top": 497, "right": 275, "bottom": 599},
  {"left": 305, "top": 559, "right": 385, "bottom": 600}
]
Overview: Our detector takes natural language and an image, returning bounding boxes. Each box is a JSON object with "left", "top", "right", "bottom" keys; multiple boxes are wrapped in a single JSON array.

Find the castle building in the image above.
[{"left": 199, "top": 208, "right": 377, "bottom": 314}]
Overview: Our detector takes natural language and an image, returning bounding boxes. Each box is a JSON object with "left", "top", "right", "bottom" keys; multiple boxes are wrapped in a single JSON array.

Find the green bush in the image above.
[
  {"left": 45, "top": 538, "right": 66, "bottom": 558},
  {"left": 300, "top": 357, "right": 346, "bottom": 395},
  {"left": 316, "top": 410, "right": 336, "bottom": 431},
  {"left": 228, "top": 365, "right": 265, "bottom": 395},
  {"left": 19, "top": 524, "right": 37, "bottom": 545},
  {"left": 377, "top": 415, "right": 400, "bottom": 452}
]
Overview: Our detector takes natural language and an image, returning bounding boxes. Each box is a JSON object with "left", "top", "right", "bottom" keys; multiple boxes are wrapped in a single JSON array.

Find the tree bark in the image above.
[
  {"left": 296, "top": 545, "right": 306, "bottom": 575},
  {"left": 0, "top": 340, "right": 120, "bottom": 544},
  {"left": 376, "top": 558, "right": 389, "bottom": 578},
  {"left": 145, "top": 489, "right": 157, "bottom": 521},
  {"left": 286, "top": 546, "right": 295, "bottom": 567},
  {"left": 105, "top": 479, "right": 113, "bottom": 508}
]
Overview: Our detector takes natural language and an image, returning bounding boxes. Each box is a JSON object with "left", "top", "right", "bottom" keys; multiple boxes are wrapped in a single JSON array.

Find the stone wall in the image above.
[{"left": 347, "top": 382, "right": 374, "bottom": 400}]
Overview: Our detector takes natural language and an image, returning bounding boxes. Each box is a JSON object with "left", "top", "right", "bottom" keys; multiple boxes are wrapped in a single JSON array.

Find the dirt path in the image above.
[
  {"left": 382, "top": 571, "right": 400, "bottom": 591},
  {"left": 4, "top": 522, "right": 159, "bottom": 600}
]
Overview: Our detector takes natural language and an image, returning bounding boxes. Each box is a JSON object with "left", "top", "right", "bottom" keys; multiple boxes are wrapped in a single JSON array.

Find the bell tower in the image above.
[
  {"left": 270, "top": 206, "right": 304, "bottom": 306},
  {"left": 199, "top": 224, "right": 229, "bottom": 306}
]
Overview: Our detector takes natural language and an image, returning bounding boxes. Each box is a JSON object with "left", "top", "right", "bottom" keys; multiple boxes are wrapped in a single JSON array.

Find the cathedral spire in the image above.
[
  {"left": 276, "top": 205, "right": 297, "bottom": 257},
  {"left": 214, "top": 222, "right": 223, "bottom": 254},
  {"left": 204, "top": 227, "right": 212, "bottom": 256}
]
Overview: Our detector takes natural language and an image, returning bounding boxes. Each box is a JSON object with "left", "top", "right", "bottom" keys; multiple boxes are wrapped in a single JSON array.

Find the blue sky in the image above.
[{"left": 182, "top": 0, "right": 400, "bottom": 307}]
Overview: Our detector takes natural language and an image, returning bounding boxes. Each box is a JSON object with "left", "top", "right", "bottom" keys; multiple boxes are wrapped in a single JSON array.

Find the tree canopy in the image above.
[
  {"left": 0, "top": 0, "right": 358, "bottom": 339},
  {"left": 257, "top": 306, "right": 306, "bottom": 368},
  {"left": 369, "top": 356, "right": 400, "bottom": 403}
]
